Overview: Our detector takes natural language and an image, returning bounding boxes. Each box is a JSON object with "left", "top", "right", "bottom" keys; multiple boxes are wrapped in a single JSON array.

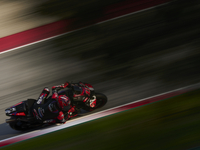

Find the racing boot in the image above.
[
  {"left": 56, "top": 111, "right": 67, "bottom": 123},
  {"left": 66, "top": 106, "right": 78, "bottom": 120},
  {"left": 36, "top": 88, "right": 50, "bottom": 104}
]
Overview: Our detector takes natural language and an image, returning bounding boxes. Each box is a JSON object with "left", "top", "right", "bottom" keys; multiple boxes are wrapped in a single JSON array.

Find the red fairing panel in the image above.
[
  {"left": 85, "top": 83, "right": 94, "bottom": 89},
  {"left": 12, "top": 112, "right": 26, "bottom": 116},
  {"left": 85, "top": 83, "right": 94, "bottom": 93},
  {"left": 13, "top": 102, "right": 23, "bottom": 107}
]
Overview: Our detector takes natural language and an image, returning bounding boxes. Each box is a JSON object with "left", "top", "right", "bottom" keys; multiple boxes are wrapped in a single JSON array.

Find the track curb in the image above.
[
  {"left": 0, "top": 82, "right": 199, "bottom": 148},
  {"left": 0, "top": 0, "right": 170, "bottom": 54}
]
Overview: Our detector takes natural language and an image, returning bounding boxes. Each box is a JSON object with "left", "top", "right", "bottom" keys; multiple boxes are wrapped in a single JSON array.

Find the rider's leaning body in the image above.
[{"left": 32, "top": 82, "right": 96, "bottom": 124}]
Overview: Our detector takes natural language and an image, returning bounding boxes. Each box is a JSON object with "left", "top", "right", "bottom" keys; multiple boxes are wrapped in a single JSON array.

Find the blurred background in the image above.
[
  {"left": 0, "top": 0, "right": 200, "bottom": 142},
  {"left": 30, "top": 0, "right": 200, "bottom": 84}
]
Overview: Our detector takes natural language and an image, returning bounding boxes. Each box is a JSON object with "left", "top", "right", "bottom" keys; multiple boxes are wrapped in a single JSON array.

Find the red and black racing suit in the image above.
[
  {"left": 32, "top": 84, "right": 77, "bottom": 124},
  {"left": 32, "top": 82, "right": 96, "bottom": 124}
]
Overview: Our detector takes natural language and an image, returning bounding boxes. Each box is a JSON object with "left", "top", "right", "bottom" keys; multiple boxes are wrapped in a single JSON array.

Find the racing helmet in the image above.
[{"left": 57, "top": 95, "right": 71, "bottom": 111}]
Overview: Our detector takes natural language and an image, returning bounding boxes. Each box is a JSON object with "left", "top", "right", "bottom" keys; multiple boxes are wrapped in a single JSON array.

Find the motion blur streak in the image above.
[
  {"left": 1, "top": 82, "right": 199, "bottom": 147},
  {"left": 0, "top": 0, "right": 200, "bottom": 145},
  {"left": 0, "top": 0, "right": 169, "bottom": 53}
]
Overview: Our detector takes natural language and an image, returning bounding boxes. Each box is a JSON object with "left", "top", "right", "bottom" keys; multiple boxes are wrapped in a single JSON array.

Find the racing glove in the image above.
[{"left": 52, "top": 82, "right": 71, "bottom": 91}]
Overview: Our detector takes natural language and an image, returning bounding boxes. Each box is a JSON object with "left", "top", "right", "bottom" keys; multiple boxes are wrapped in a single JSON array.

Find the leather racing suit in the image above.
[
  {"left": 32, "top": 83, "right": 76, "bottom": 124},
  {"left": 32, "top": 82, "right": 97, "bottom": 124}
]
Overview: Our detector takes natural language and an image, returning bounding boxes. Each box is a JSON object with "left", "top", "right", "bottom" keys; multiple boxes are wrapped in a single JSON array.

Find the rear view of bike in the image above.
[
  {"left": 4, "top": 82, "right": 108, "bottom": 131},
  {"left": 5, "top": 99, "right": 37, "bottom": 130}
]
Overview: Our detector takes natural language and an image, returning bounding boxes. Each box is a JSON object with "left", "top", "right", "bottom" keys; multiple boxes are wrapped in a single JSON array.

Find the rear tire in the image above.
[{"left": 8, "top": 117, "right": 29, "bottom": 131}]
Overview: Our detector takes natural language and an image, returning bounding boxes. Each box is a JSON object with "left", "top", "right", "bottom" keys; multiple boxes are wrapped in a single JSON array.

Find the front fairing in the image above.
[{"left": 5, "top": 101, "right": 26, "bottom": 116}]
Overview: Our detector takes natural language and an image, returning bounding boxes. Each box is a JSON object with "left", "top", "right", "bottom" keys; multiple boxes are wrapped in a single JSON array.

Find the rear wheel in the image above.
[{"left": 8, "top": 117, "right": 29, "bottom": 131}]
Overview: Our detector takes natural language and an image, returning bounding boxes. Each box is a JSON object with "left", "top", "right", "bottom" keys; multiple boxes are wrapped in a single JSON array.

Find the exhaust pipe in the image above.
[{"left": 6, "top": 118, "right": 16, "bottom": 123}]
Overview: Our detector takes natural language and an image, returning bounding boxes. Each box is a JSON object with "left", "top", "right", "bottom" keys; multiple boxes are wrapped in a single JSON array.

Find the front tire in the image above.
[
  {"left": 94, "top": 93, "right": 107, "bottom": 109},
  {"left": 84, "top": 93, "right": 107, "bottom": 111}
]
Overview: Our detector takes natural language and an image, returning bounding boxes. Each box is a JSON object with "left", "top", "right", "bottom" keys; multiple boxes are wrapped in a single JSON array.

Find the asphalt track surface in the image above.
[
  {"left": 0, "top": 0, "right": 170, "bottom": 52},
  {"left": 0, "top": 36, "right": 198, "bottom": 141},
  {"left": 0, "top": 13, "right": 200, "bottom": 143}
]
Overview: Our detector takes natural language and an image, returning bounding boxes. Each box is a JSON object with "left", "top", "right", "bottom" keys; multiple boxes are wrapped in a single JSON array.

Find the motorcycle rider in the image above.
[{"left": 33, "top": 82, "right": 96, "bottom": 124}]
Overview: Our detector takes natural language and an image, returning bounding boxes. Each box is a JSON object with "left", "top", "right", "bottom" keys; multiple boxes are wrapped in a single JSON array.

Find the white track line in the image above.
[
  {"left": 0, "top": 81, "right": 199, "bottom": 146},
  {"left": 0, "top": 3, "right": 168, "bottom": 56}
]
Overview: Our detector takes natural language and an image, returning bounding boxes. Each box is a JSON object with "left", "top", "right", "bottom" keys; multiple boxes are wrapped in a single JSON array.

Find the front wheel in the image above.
[
  {"left": 95, "top": 93, "right": 107, "bottom": 109},
  {"left": 85, "top": 93, "right": 107, "bottom": 111}
]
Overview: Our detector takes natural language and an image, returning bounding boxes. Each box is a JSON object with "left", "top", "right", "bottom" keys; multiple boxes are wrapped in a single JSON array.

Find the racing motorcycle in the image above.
[{"left": 5, "top": 83, "right": 107, "bottom": 131}]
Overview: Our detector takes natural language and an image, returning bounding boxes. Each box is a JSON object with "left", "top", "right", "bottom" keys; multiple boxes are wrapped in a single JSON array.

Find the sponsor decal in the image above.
[
  {"left": 38, "top": 107, "right": 44, "bottom": 117},
  {"left": 85, "top": 87, "right": 90, "bottom": 96},
  {"left": 43, "top": 119, "right": 54, "bottom": 123},
  {"left": 33, "top": 109, "right": 41, "bottom": 120},
  {"left": 5, "top": 110, "right": 11, "bottom": 114},
  {"left": 37, "top": 93, "right": 47, "bottom": 104},
  {"left": 48, "top": 102, "right": 58, "bottom": 113},
  {"left": 73, "top": 97, "right": 78, "bottom": 100},
  {"left": 15, "top": 112, "right": 26, "bottom": 116},
  {"left": 89, "top": 87, "right": 94, "bottom": 91},
  {"left": 73, "top": 94, "right": 81, "bottom": 97},
  {"left": 90, "top": 96, "right": 96, "bottom": 108},
  {"left": 83, "top": 97, "right": 88, "bottom": 102},
  {"left": 48, "top": 103, "right": 53, "bottom": 112}
]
